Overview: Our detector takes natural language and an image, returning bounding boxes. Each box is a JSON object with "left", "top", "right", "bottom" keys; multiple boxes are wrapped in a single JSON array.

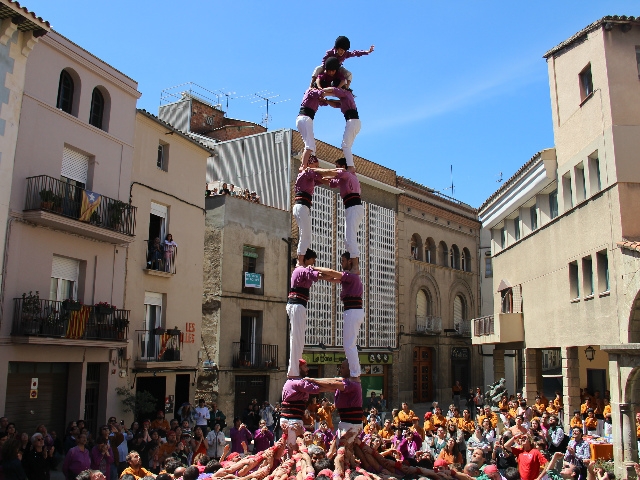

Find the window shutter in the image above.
[
  {"left": 61, "top": 147, "right": 89, "bottom": 184},
  {"left": 150, "top": 202, "right": 167, "bottom": 219},
  {"left": 144, "top": 292, "right": 163, "bottom": 306},
  {"left": 51, "top": 255, "right": 79, "bottom": 281},
  {"left": 453, "top": 296, "right": 463, "bottom": 322},
  {"left": 416, "top": 290, "right": 427, "bottom": 317}
]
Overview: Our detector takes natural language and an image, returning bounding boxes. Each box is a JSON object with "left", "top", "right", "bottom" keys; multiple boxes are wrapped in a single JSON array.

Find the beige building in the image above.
[
  {"left": 0, "top": 1, "right": 49, "bottom": 314},
  {"left": 475, "top": 16, "right": 640, "bottom": 476},
  {"left": 125, "top": 110, "right": 213, "bottom": 417},
  {"left": 395, "top": 177, "right": 483, "bottom": 405},
  {"left": 0, "top": 29, "right": 140, "bottom": 435},
  {"left": 201, "top": 193, "right": 290, "bottom": 419}
]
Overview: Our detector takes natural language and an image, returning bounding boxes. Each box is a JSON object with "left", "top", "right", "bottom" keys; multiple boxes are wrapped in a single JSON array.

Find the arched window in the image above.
[
  {"left": 450, "top": 245, "right": 460, "bottom": 269},
  {"left": 410, "top": 234, "right": 423, "bottom": 261},
  {"left": 439, "top": 241, "right": 448, "bottom": 267},
  {"left": 462, "top": 248, "right": 471, "bottom": 272},
  {"left": 425, "top": 237, "right": 436, "bottom": 264},
  {"left": 453, "top": 294, "right": 466, "bottom": 332},
  {"left": 56, "top": 70, "right": 74, "bottom": 114},
  {"left": 89, "top": 87, "right": 105, "bottom": 129},
  {"left": 416, "top": 289, "right": 432, "bottom": 317}
]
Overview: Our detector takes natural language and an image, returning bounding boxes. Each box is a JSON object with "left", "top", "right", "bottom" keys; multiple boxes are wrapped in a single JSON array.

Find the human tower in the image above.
[{"left": 282, "top": 34, "right": 372, "bottom": 445}]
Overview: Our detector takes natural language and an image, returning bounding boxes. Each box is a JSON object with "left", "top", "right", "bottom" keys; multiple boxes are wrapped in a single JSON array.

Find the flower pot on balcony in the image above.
[
  {"left": 167, "top": 328, "right": 180, "bottom": 336},
  {"left": 94, "top": 305, "right": 115, "bottom": 315},
  {"left": 154, "top": 327, "right": 165, "bottom": 335},
  {"left": 62, "top": 301, "right": 82, "bottom": 312}
]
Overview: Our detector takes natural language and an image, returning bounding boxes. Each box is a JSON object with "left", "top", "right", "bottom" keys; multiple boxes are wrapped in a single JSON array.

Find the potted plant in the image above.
[
  {"left": 94, "top": 301, "right": 116, "bottom": 315},
  {"left": 154, "top": 326, "right": 165, "bottom": 335},
  {"left": 62, "top": 298, "right": 82, "bottom": 312},
  {"left": 167, "top": 326, "right": 181, "bottom": 336},
  {"left": 114, "top": 316, "right": 129, "bottom": 340},
  {"left": 52, "top": 194, "right": 63, "bottom": 213},
  {"left": 20, "top": 291, "right": 41, "bottom": 334},
  {"left": 108, "top": 200, "right": 126, "bottom": 231},
  {"left": 89, "top": 210, "right": 101, "bottom": 226},
  {"left": 39, "top": 189, "right": 55, "bottom": 210}
]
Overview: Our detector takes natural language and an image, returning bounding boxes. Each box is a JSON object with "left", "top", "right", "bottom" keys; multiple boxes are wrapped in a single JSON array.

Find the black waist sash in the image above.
[
  {"left": 343, "top": 193, "right": 362, "bottom": 209},
  {"left": 288, "top": 286, "right": 310, "bottom": 307},
  {"left": 294, "top": 191, "right": 312, "bottom": 209},
  {"left": 344, "top": 109, "right": 359, "bottom": 121},
  {"left": 299, "top": 106, "right": 315, "bottom": 120},
  {"left": 281, "top": 400, "right": 306, "bottom": 420},
  {"left": 343, "top": 296, "right": 363, "bottom": 311},
  {"left": 338, "top": 407, "right": 363, "bottom": 424}
]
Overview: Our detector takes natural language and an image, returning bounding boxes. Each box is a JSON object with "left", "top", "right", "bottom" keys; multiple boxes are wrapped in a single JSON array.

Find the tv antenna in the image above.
[
  {"left": 218, "top": 89, "right": 237, "bottom": 113},
  {"left": 251, "top": 91, "right": 290, "bottom": 130},
  {"left": 497, "top": 171, "right": 503, "bottom": 183}
]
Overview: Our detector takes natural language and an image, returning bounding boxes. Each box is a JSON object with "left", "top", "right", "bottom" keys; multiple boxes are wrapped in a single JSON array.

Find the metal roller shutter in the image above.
[
  {"left": 150, "top": 202, "right": 167, "bottom": 219},
  {"left": 416, "top": 290, "right": 427, "bottom": 317},
  {"left": 51, "top": 255, "right": 79, "bottom": 281},
  {"left": 453, "top": 296, "right": 463, "bottom": 322},
  {"left": 62, "top": 147, "right": 89, "bottom": 184},
  {"left": 144, "top": 291, "right": 163, "bottom": 306}
]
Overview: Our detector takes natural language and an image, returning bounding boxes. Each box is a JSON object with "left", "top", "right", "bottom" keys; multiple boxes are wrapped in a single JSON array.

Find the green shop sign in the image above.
[
  {"left": 244, "top": 272, "right": 262, "bottom": 288},
  {"left": 302, "top": 351, "right": 393, "bottom": 365}
]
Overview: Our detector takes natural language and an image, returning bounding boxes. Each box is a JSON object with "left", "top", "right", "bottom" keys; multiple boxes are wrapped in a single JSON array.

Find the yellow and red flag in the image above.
[{"left": 79, "top": 190, "right": 102, "bottom": 222}]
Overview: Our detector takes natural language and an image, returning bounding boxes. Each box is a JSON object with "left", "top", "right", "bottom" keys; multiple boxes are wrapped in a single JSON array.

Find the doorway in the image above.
[
  {"left": 451, "top": 347, "right": 470, "bottom": 395},
  {"left": 136, "top": 376, "right": 166, "bottom": 421},
  {"left": 413, "top": 346, "right": 434, "bottom": 403},
  {"left": 84, "top": 363, "right": 101, "bottom": 435},
  {"left": 175, "top": 374, "right": 191, "bottom": 411},
  {"left": 234, "top": 376, "right": 268, "bottom": 419}
]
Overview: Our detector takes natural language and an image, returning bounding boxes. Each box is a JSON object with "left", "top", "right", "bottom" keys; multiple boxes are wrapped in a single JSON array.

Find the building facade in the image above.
[
  {"left": 474, "top": 16, "right": 640, "bottom": 476},
  {"left": 125, "top": 110, "right": 213, "bottom": 419},
  {"left": 395, "top": 177, "right": 483, "bottom": 405},
  {"left": 0, "top": 29, "right": 140, "bottom": 435}
]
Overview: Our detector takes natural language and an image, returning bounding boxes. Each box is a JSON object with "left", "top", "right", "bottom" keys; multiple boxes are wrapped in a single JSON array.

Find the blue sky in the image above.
[{"left": 26, "top": 1, "right": 634, "bottom": 207}]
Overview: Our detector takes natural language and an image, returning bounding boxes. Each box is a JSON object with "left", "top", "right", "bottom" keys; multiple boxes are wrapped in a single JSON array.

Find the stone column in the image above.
[
  {"left": 523, "top": 348, "right": 539, "bottom": 405},
  {"left": 561, "top": 347, "right": 580, "bottom": 431},
  {"left": 620, "top": 403, "right": 639, "bottom": 479},
  {"left": 493, "top": 348, "right": 505, "bottom": 382}
]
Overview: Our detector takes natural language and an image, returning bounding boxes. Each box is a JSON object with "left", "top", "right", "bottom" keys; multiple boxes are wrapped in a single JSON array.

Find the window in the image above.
[
  {"left": 462, "top": 248, "right": 471, "bottom": 272},
  {"left": 575, "top": 163, "right": 586, "bottom": 202},
  {"left": 416, "top": 289, "right": 432, "bottom": 317},
  {"left": 582, "top": 256, "right": 594, "bottom": 297},
  {"left": 549, "top": 190, "right": 558, "bottom": 219},
  {"left": 485, "top": 256, "right": 492, "bottom": 277},
  {"left": 56, "top": 70, "right": 74, "bottom": 114},
  {"left": 530, "top": 205, "right": 538, "bottom": 231},
  {"left": 597, "top": 250, "right": 609, "bottom": 293},
  {"left": 501, "top": 288, "right": 513, "bottom": 314},
  {"left": 242, "top": 245, "right": 264, "bottom": 295},
  {"left": 157, "top": 142, "right": 169, "bottom": 171},
  {"left": 514, "top": 216, "right": 521, "bottom": 241},
  {"left": 569, "top": 261, "right": 580, "bottom": 300},
  {"left": 89, "top": 88, "right": 104, "bottom": 129},
  {"left": 453, "top": 295, "right": 466, "bottom": 332},
  {"left": 579, "top": 64, "right": 594, "bottom": 101},
  {"left": 425, "top": 237, "right": 436, "bottom": 264},
  {"left": 439, "top": 241, "right": 448, "bottom": 266},
  {"left": 239, "top": 311, "right": 263, "bottom": 367},
  {"left": 562, "top": 174, "right": 573, "bottom": 210},
  {"left": 449, "top": 245, "right": 460, "bottom": 269},
  {"left": 142, "top": 292, "right": 163, "bottom": 360},
  {"left": 50, "top": 255, "right": 79, "bottom": 302},
  {"left": 588, "top": 154, "right": 601, "bottom": 194},
  {"left": 500, "top": 227, "right": 506, "bottom": 249},
  {"left": 410, "top": 234, "right": 422, "bottom": 261}
]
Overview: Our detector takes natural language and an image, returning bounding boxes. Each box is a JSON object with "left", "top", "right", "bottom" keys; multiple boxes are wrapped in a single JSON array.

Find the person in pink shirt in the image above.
[
  {"left": 322, "top": 86, "right": 360, "bottom": 172},
  {"left": 310, "top": 36, "right": 374, "bottom": 89},
  {"left": 296, "top": 87, "right": 330, "bottom": 169},
  {"left": 293, "top": 164, "right": 323, "bottom": 266}
]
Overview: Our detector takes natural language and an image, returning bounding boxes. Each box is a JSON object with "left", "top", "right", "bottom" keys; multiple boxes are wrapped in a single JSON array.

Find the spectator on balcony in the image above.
[
  {"left": 218, "top": 183, "right": 230, "bottom": 195},
  {"left": 229, "top": 184, "right": 237, "bottom": 196},
  {"left": 163, "top": 234, "right": 177, "bottom": 273},
  {"left": 147, "top": 238, "right": 164, "bottom": 271}
]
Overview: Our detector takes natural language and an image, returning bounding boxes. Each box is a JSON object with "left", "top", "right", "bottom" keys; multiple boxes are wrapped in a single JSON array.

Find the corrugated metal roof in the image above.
[
  {"left": 543, "top": 15, "right": 640, "bottom": 59},
  {"left": 0, "top": 0, "right": 50, "bottom": 31},
  {"left": 137, "top": 109, "right": 216, "bottom": 154}
]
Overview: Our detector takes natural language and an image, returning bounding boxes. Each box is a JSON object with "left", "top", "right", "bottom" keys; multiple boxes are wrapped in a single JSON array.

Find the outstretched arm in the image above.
[
  {"left": 312, "top": 266, "right": 343, "bottom": 279},
  {"left": 307, "top": 377, "right": 345, "bottom": 392}
]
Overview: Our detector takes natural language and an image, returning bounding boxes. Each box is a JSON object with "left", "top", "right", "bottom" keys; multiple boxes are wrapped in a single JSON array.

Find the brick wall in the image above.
[{"left": 190, "top": 98, "right": 266, "bottom": 142}]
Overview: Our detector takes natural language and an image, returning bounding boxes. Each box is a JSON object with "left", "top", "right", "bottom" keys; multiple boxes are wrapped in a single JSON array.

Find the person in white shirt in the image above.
[
  {"left": 259, "top": 401, "right": 275, "bottom": 432},
  {"left": 206, "top": 423, "right": 226, "bottom": 460},
  {"left": 195, "top": 399, "right": 210, "bottom": 433}
]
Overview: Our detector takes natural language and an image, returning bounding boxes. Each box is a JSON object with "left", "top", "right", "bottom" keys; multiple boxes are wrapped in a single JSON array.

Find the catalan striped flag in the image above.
[
  {"left": 66, "top": 306, "right": 90, "bottom": 339},
  {"left": 79, "top": 190, "right": 102, "bottom": 222}
]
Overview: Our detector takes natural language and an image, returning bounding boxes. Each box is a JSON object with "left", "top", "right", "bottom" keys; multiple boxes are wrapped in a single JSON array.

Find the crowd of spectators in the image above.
[
  {"left": 205, "top": 183, "right": 261, "bottom": 204},
  {"left": 0, "top": 389, "right": 635, "bottom": 480}
]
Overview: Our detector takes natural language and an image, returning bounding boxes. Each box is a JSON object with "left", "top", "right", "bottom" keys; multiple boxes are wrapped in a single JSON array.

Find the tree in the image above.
[{"left": 115, "top": 387, "right": 158, "bottom": 420}]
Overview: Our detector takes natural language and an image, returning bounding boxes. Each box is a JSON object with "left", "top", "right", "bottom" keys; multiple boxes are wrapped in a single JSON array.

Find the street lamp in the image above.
[{"left": 584, "top": 345, "right": 596, "bottom": 362}]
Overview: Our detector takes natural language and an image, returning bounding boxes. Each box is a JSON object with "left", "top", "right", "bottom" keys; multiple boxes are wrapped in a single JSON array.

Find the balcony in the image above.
[
  {"left": 472, "top": 313, "right": 524, "bottom": 345},
  {"left": 416, "top": 315, "right": 442, "bottom": 334},
  {"left": 453, "top": 319, "right": 472, "bottom": 337},
  {"left": 232, "top": 342, "right": 278, "bottom": 369},
  {"left": 23, "top": 175, "right": 136, "bottom": 243},
  {"left": 12, "top": 297, "right": 129, "bottom": 346},
  {"left": 145, "top": 240, "right": 176, "bottom": 276},
  {"left": 134, "top": 329, "right": 183, "bottom": 366}
]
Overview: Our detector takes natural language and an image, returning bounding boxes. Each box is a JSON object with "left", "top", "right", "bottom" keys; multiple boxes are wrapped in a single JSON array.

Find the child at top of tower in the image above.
[{"left": 310, "top": 36, "right": 374, "bottom": 89}]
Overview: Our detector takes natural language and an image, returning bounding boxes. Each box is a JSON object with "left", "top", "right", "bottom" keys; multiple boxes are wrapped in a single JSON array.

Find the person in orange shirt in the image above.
[
  {"left": 150, "top": 410, "right": 170, "bottom": 434},
  {"left": 437, "top": 437, "right": 463, "bottom": 465},
  {"left": 584, "top": 409, "right": 597, "bottom": 434},
  {"left": 580, "top": 397, "right": 593, "bottom": 419},
  {"left": 364, "top": 414, "right": 380, "bottom": 435},
  {"left": 538, "top": 391, "right": 549, "bottom": 408},
  {"left": 498, "top": 395, "right": 509, "bottom": 413},
  {"left": 602, "top": 400, "right": 611, "bottom": 422},
  {"left": 570, "top": 410, "right": 583, "bottom": 429},
  {"left": 316, "top": 398, "right": 336, "bottom": 430},
  {"left": 423, "top": 412, "right": 435, "bottom": 433},
  {"left": 397, "top": 403, "right": 416, "bottom": 428},
  {"left": 431, "top": 406, "right": 447, "bottom": 431},
  {"left": 460, "top": 409, "right": 476, "bottom": 439},
  {"left": 636, "top": 412, "right": 640, "bottom": 440},
  {"left": 546, "top": 401, "right": 559, "bottom": 416},
  {"left": 508, "top": 401, "right": 519, "bottom": 421},
  {"left": 477, "top": 406, "right": 499, "bottom": 429},
  {"left": 391, "top": 408, "right": 400, "bottom": 428},
  {"left": 410, "top": 416, "right": 425, "bottom": 441},
  {"left": 533, "top": 396, "right": 546, "bottom": 417},
  {"left": 378, "top": 418, "right": 395, "bottom": 446}
]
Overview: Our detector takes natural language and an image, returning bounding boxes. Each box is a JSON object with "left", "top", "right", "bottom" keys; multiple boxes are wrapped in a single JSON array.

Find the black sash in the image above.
[
  {"left": 344, "top": 109, "right": 359, "bottom": 121},
  {"left": 294, "top": 191, "right": 312, "bottom": 209},
  {"left": 343, "top": 296, "right": 363, "bottom": 311},
  {"left": 343, "top": 193, "right": 362, "bottom": 209},
  {"left": 299, "top": 107, "right": 315, "bottom": 120},
  {"left": 281, "top": 400, "right": 306, "bottom": 420},
  {"left": 338, "top": 407, "right": 363, "bottom": 424}
]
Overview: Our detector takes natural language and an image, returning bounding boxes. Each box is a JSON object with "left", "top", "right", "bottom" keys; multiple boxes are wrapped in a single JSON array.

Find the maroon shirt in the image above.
[
  {"left": 340, "top": 271, "right": 363, "bottom": 299},
  {"left": 327, "top": 88, "right": 357, "bottom": 114},
  {"left": 295, "top": 169, "right": 323, "bottom": 197},
  {"left": 322, "top": 48, "right": 371, "bottom": 65},
  {"left": 330, "top": 170, "right": 361, "bottom": 198},
  {"left": 290, "top": 265, "right": 319, "bottom": 290},
  {"left": 300, "top": 89, "right": 328, "bottom": 113}
]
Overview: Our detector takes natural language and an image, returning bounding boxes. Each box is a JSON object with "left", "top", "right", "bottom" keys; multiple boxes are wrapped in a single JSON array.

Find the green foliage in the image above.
[
  {"left": 115, "top": 387, "right": 157, "bottom": 418},
  {"left": 39, "top": 189, "right": 54, "bottom": 202}
]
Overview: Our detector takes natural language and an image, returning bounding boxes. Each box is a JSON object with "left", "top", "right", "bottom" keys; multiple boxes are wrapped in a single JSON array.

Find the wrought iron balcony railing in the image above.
[
  {"left": 25, "top": 175, "right": 136, "bottom": 236},
  {"left": 453, "top": 319, "right": 472, "bottom": 337},
  {"left": 232, "top": 342, "right": 278, "bottom": 369},
  {"left": 135, "top": 329, "right": 183, "bottom": 362},
  {"left": 416, "top": 315, "right": 442, "bottom": 334},
  {"left": 12, "top": 297, "right": 129, "bottom": 341},
  {"left": 473, "top": 315, "right": 495, "bottom": 336}
]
